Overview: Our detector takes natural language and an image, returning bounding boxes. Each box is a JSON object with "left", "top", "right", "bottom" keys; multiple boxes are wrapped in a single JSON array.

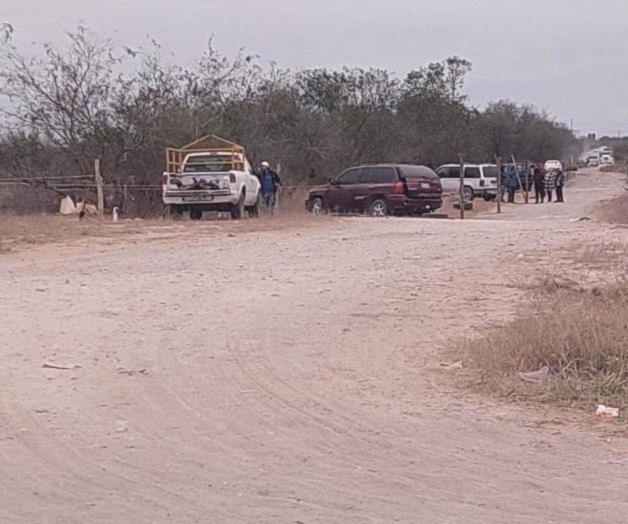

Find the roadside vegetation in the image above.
[
  {"left": 461, "top": 243, "right": 628, "bottom": 410},
  {"left": 597, "top": 192, "right": 628, "bottom": 224},
  {"left": 0, "top": 24, "right": 579, "bottom": 215}
]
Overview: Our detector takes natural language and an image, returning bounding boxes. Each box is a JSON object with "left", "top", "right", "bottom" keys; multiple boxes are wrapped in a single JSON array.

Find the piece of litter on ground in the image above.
[
  {"left": 43, "top": 363, "right": 81, "bottom": 370},
  {"left": 570, "top": 216, "right": 591, "bottom": 222},
  {"left": 596, "top": 405, "right": 619, "bottom": 418},
  {"left": 518, "top": 366, "right": 549, "bottom": 382},
  {"left": 441, "top": 360, "right": 463, "bottom": 370}
]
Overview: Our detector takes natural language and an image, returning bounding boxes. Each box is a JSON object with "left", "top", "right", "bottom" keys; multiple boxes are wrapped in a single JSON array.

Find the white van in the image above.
[
  {"left": 435, "top": 164, "right": 499, "bottom": 201},
  {"left": 544, "top": 160, "right": 563, "bottom": 172}
]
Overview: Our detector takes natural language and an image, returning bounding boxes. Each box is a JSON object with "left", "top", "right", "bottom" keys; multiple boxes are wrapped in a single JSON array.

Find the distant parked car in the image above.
[
  {"left": 435, "top": 164, "right": 498, "bottom": 201},
  {"left": 544, "top": 160, "right": 563, "bottom": 172},
  {"left": 306, "top": 164, "right": 443, "bottom": 216},
  {"left": 587, "top": 156, "right": 599, "bottom": 167}
]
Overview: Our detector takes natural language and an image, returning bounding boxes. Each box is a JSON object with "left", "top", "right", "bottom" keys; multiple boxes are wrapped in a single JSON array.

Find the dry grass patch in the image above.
[
  {"left": 461, "top": 278, "right": 628, "bottom": 409},
  {"left": 596, "top": 192, "right": 628, "bottom": 225},
  {"left": 0, "top": 208, "right": 332, "bottom": 254}
]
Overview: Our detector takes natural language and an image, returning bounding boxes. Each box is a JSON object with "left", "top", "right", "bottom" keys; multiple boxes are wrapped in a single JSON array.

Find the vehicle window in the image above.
[
  {"left": 464, "top": 166, "right": 481, "bottom": 178},
  {"left": 183, "top": 155, "right": 235, "bottom": 173},
  {"left": 437, "top": 167, "right": 459, "bottom": 178},
  {"left": 337, "top": 168, "right": 361, "bottom": 184},
  {"left": 448, "top": 166, "right": 461, "bottom": 178},
  {"left": 360, "top": 167, "right": 397, "bottom": 184},
  {"left": 483, "top": 166, "right": 498, "bottom": 178}
]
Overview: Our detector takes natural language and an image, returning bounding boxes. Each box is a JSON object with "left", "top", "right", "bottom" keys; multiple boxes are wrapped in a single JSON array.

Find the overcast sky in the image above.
[{"left": 4, "top": 0, "right": 628, "bottom": 136}]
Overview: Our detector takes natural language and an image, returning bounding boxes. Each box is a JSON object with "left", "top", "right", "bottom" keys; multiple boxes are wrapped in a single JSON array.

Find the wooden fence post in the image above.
[
  {"left": 458, "top": 154, "right": 465, "bottom": 220},
  {"left": 524, "top": 159, "right": 530, "bottom": 204},
  {"left": 495, "top": 156, "right": 502, "bottom": 214},
  {"left": 94, "top": 158, "right": 104, "bottom": 216}
]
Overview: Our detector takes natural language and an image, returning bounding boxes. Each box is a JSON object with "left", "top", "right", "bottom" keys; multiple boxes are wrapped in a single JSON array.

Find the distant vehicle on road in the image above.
[
  {"left": 306, "top": 164, "right": 442, "bottom": 216},
  {"left": 435, "top": 164, "right": 498, "bottom": 201},
  {"left": 544, "top": 160, "right": 564, "bottom": 172},
  {"left": 586, "top": 156, "right": 599, "bottom": 167},
  {"left": 600, "top": 154, "right": 615, "bottom": 166}
]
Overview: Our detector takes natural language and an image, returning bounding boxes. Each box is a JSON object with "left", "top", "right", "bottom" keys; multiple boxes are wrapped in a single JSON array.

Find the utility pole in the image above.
[
  {"left": 495, "top": 156, "right": 502, "bottom": 214},
  {"left": 458, "top": 154, "right": 465, "bottom": 220}
]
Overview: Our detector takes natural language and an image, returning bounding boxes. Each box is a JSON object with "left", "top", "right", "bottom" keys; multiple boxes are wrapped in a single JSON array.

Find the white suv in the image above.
[{"left": 435, "top": 164, "right": 499, "bottom": 201}]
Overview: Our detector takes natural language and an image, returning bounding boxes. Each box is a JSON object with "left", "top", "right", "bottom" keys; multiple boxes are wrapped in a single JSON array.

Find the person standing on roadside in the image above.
[
  {"left": 544, "top": 169, "right": 557, "bottom": 203},
  {"left": 258, "top": 161, "right": 281, "bottom": 213},
  {"left": 555, "top": 169, "right": 565, "bottom": 202},
  {"left": 505, "top": 165, "right": 518, "bottom": 203},
  {"left": 533, "top": 167, "right": 545, "bottom": 203}
]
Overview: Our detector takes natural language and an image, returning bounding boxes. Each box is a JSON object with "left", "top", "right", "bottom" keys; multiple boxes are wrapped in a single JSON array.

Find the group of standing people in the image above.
[
  {"left": 501, "top": 165, "right": 565, "bottom": 204},
  {"left": 532, "top": 167, "right": 565, "bottom": 204}
]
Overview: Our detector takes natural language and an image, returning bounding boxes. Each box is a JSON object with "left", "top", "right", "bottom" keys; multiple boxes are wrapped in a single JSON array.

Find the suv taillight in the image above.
[
  {"left": 162, "top": 173, "right": 169, "bottom": 185},
  {"left": 229, "top": 173, "right": 236, "bottom": 183},
  {"left": 392, "top": 180, "right": 405, "bottom": 194}
]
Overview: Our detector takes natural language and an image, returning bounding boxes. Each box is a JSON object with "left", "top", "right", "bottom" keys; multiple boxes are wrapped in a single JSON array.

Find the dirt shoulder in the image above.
[{"left": 1, "top": 169, "right": 627, "bottom": 523}]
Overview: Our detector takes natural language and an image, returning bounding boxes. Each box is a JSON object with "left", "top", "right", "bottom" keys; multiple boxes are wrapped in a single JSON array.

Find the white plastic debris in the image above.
[
  {"left": 59, "top": 195, "right": 77, "bottom": 215},
  {"left": 518, "top": 366, "right": 549, "bottom": 383},
  {"left": 596, "top": 405, "right": 619, "bottom": 418}
]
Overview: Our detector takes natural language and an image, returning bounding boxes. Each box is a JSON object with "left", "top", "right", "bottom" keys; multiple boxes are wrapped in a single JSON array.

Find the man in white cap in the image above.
[{"left": 258, "top": 161, "right": 282, "bottom": 212}]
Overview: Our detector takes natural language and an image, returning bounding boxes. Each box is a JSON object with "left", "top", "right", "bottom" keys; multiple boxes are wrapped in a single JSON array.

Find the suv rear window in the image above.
[
  {"left": 483, "top": 166, "right": 498, "bottom": 178},
  {"left": 360, "top": 167, "right": 397, "bottom": 184}
]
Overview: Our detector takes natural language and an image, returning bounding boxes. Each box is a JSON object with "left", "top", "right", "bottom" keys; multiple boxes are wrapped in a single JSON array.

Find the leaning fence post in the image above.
[{"left": 94, "top": 158, "right": 104, "bottom": 217}]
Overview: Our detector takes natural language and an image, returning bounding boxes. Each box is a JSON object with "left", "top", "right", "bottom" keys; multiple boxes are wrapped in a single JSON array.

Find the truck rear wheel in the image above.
[
  {"left": 230, "top": 192, "right": 245, "bottom": 220},
  {"left": 247, "top": 195, "right": 261, "bottom": 218},
  {"left": 169, "top": 205, "right": 183, "bottom": 220}
]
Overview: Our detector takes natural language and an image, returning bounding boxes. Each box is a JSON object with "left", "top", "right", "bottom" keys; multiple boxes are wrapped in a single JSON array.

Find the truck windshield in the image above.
[{"left": 183, "top": 155, "right": 235, "bottom": 173}]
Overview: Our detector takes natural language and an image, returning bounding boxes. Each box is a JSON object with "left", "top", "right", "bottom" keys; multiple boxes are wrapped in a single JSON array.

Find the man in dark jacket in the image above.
[
  {"left": 533, "top": 167, "right": 545, "bottom": 203},
  {"left": 505, "top": 165, "right": 518, "bottom": 203},
  {"left": 258, "top": 161, "right": 282, "bottom": 213}
]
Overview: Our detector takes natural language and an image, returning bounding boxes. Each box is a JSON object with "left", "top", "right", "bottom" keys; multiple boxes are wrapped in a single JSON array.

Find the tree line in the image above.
[{"left": 0, "top": 25, "right": 580, "bottom": 214}]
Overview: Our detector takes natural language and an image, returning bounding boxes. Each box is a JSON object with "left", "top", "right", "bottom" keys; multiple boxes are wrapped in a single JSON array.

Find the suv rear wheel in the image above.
[{"left": 369, "top": 198, "right": 388, "bottom": 217}]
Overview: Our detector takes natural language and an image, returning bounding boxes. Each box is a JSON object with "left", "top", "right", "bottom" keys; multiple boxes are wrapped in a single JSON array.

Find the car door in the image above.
[{"left": 327, "top": 168, "right": 362, "bottom": 211}]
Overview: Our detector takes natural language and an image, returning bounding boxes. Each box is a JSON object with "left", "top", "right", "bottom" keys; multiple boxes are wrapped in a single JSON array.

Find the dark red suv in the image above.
[{"left": 306, "top": 164, "right": 442, "bottom": 216}]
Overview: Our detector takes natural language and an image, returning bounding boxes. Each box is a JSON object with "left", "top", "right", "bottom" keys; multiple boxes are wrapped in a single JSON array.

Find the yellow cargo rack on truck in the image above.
[{"left": 165, "top": 135, "right": 247, "bottom": 173}]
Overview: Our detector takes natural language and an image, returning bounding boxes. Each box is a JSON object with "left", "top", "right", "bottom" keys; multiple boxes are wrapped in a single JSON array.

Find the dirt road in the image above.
[{"left": 1, "top": 171, "right": 627, "bottom": 523}]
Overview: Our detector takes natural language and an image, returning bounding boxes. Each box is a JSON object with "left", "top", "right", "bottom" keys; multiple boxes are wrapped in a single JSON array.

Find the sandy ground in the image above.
[{"left": 1, "top": 170, "right": 627, "bottom": 523}]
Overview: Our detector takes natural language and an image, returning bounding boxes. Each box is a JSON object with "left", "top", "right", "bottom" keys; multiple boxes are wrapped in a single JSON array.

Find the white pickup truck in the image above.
[{"left": 162, "top": 136, "right": 261, "bottom": 219}]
